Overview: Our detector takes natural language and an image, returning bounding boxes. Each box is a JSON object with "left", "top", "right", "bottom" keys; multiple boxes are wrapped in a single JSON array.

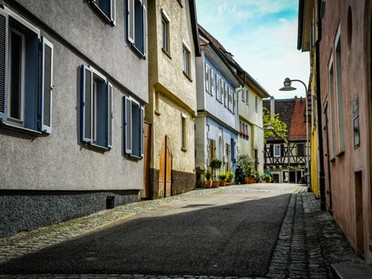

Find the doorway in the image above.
[
  {"left": 355, "top": 171, "right": 364, "bottom": 257},
  {"left": 159, "top": 136, "right": 172, "bottom": 198}
]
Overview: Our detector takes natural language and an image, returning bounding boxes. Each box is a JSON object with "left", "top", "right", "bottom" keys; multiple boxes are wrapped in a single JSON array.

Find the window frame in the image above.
[
  {"left": 127, "top": 0, "right": 147, "bottom": 58},
  {"left": 182, "top": 42, "right": 191, "bottom": 79},
  {"left": 123, "top": 95, "right": 144, "bottom": 159},
  {"left": 90, "top": 0, "right": 116, "bottom": 26},
  {"left": 0, "top": 7, "right": 53, "bottom": 135},
  {"left": 161, "top": 9, "right": 170, "bottom": 56},
  {"left": 181, "top": 113, "right": 187, "bottom": 151},
  {"left": 80, "top": 65, "right": 113, "bottom": 151},
  {"left": 273, "top": 144, "right": 281, "bottom": 158}
]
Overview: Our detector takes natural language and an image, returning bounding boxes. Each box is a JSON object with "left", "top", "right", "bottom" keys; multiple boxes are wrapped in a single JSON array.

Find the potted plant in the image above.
[
  {"left": 218, "top": 172, "right": 227, "bottom": 186},
  {"left": 226, "top": 171, "right": 235, "bottom": 185},
  {"left": 204, "top": 170, "right": 212, "bottom": 188},
  {"left": 236, "top": 154, "right": 255, "bottom": 184},
  {"left": 210, "top": 158, "right": 222, "bottom": 188}
]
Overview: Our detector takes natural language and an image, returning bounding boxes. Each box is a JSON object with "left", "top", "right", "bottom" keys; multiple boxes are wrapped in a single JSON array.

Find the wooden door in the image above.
[
  {"left": 141, "top": 123, "right": 151, "bottom": 199},
  {"left": 159, "top": 136, "right": 172, "bottom": 198}
]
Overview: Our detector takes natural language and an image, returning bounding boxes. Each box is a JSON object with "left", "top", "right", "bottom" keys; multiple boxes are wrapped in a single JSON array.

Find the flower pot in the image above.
[
  {"left": 212, "top": 180, "right": 219, "bottom": 188},
  {"left": 245, "top": 177, "right": 256, "bottom": 184},
  {"left": 219, "top": 179, "right": 226, "bottom": 186},
  {"left": 204, "top": 180, "right": 212, "bottom": 188}
]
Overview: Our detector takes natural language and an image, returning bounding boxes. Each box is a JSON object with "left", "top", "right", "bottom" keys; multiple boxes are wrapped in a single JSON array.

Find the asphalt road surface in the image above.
[{"left": 0, "top": 184, "right": 302, "bottom": 277}]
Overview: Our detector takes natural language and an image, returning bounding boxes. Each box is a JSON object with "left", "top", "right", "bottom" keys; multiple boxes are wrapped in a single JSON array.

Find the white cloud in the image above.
[{"left": 196, "top": 0, "right": 310, "bottom": 99}]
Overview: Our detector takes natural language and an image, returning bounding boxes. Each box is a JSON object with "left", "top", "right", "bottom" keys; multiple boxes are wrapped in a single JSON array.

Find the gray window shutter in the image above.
[
  {"left": 143, "top": 3, "right": 147, "bottom": 57},
  {"left": 127, "top": 0, "right": 135, "bottom": 43},
  {"left": 123, "top": 96, "right": 132, "bottom": 154},
  {"left": 107, "top": 82, "right": 113, "bottom": 149},
  {"left": 41, "top": 37, "right": 53, "bottom": 134},
  {"left": 0, "top": 11, "right": 8, "bottom": 121},
  {"left": 81, "top": 65, "right": 93, "bottom": 143},
  {"left": 140, "top": 106, "right": 144, "bottom": 158}
]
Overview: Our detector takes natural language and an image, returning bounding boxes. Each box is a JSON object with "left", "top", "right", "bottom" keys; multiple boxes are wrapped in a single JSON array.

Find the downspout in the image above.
[{"left": 316, "top": 0, "right": 327, "bottom": 210}]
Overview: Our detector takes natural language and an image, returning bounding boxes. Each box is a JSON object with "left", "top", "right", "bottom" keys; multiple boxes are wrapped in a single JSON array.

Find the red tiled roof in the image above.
[
  {"left": 263, "top": 97, "right": 307, "bottom": 142},
  {"left": 288, "top": 98, "right": 307, "bottom": 141}
]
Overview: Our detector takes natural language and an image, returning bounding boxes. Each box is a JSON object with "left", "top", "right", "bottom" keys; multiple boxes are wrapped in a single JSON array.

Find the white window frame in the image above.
[
  {"left": 124, "top": 96, "right": 144, "bottom": 159},
  {"left": 0, "top": 7, "right": 53, "bottom": 135},
  {"left": 183, "top": 42, "right": 191, "bottom": 78},
  {"left": 274, "top": 144, "right": 281, "bottom": 158},
  {"left": 91, "top": 0, "right": 116, "bottom": 25},
  {"left": 81, "top": 65, "right": 113, "bottom": 150},
  {"left": 127, "top": 0, "right": 147, "bottom": 58}
]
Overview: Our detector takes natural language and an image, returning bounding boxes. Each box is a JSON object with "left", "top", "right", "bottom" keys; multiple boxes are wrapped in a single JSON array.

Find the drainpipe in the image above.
[{"left": 317, "top": 0, "right": 327, "bottom": 210}]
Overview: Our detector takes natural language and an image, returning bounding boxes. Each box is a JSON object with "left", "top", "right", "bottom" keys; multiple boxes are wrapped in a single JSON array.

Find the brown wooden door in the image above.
[
  {"left": 159, "top": 136, "right": 172, "bottom": 198},
  {"left": 141, "top": 123, "right": 151, "bottom": 199}
]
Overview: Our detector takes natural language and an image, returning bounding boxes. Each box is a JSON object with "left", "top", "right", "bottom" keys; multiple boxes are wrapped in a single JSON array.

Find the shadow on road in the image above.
[{"left": 0, "top": 193, "right": 291, "bottom": 277}]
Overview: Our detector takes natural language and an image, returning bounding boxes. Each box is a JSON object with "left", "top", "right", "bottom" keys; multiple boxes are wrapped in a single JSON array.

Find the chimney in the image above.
[{"left": 270, "top": 96, "right": 275, "bottom": 119}]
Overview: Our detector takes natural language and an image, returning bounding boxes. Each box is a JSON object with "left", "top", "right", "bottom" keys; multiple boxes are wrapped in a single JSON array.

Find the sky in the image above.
[{"left": 195, "top": 0, "right": 310, "bottom": 99}]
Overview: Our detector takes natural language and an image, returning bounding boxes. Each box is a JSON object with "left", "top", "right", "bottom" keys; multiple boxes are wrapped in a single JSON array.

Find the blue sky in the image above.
[{"left": 195, "top": 0, "right": 310, "bottom": 99}]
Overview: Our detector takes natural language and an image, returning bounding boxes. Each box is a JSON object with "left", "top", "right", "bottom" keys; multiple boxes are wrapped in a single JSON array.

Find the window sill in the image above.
[
  {"left": 125, "top": 153, "right": 143, "bottom": 160},
  {"left": 183, "top": 71, "right": 192, "bottom": 82},
  {"left": 0, "top": 119, "right": 44, "bottom": 136},
  {"left": 336, "top": 150, "right": 345, "bottom": 158},
  {"left": 130, "top": 44, "right": 146, "bottom": 59},
  {"left": 83, "top": 141, "right": 111, "bottom": 152},
  {"left": 90, "top": 3, "right": 115, "bottom": 26},
  {"left": 162, "top": 48, "right": 172, "bottom": 59}
]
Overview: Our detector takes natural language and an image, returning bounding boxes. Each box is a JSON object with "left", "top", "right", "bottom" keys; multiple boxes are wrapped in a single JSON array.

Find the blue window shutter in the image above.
[
  {"left": 40, "top": 37, "right": 53, "bottom": 134},
  {"left": 81, "top": 65, "right": 93, "bottom": 143},
  {"left": 0, "top": 11, "right": 8, "bottom": 121},
  {"left": 140, "top": 106, "right": 144, "bottom": 158},
  {"left": 143, "top": 3, "right": 147, "bottom": 57},
  {"left": 107, "top": 82, "right": 113, "bottom": 149},
  {"left": 127, "top": 0, "right": 135, "bottom": 43}
]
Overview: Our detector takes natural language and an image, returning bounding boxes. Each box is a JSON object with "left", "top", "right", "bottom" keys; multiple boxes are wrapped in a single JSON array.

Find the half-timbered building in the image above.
[{"left": 263, "top": 97, "right": 308, "bottom": 183}]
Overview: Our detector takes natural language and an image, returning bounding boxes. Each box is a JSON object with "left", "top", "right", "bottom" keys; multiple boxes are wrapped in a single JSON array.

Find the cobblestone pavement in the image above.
[{"left": 0, "top": 184, "right": 363, "bottom": 279}]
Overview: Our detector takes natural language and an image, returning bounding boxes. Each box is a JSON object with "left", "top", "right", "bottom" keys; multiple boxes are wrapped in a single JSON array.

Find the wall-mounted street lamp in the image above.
[{"left": 279, "top": 77, "right": 310, "bottom": 189}]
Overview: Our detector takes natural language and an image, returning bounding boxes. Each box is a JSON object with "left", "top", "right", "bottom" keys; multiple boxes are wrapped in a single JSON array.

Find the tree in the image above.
[{"left": 263, "top": 107, "right": 288, "bottom": 143}]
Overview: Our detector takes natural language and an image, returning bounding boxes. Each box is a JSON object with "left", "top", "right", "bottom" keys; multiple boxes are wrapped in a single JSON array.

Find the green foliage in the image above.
[
  {"left": 209, "top": 158, "right": 222, "bottom": 170},
  {"left": 218, "top": 172, "right": 227, "bottom": 180},
  {"left": 204, "top": 170, "right": 212, "bottom": 180},
  {"left": 226, "top": 171, "right": 235, "bottom": 180},
  {"left": 236, "top": 154, "right": 254, "bottom": 177},
  {"left": 263, "top": 107, "right": 288, "bottom": 143}
]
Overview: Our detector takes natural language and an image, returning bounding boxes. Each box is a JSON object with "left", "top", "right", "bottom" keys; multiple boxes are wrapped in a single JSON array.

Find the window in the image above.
[
  {"left": 210, "top": 69, "right": 214, "bottom": 95},
  {"left": 81, "top": 65, "right": 113, "bottom": 150},
  {"left": 224, "top": 83, "right": 227, "bottom": 107},
  {"left": 124, "top": 96, "right": 144, "bottom": 158},
  {"left": 127, "top": 0, "right": 147, "bottom": 57},
  {"left": 245, "top": 89, "right": 249, "bottom": 105},
  {"left": 205, "top": 64, "right": 210, "bottom": 93},
  {"left": 297, "top": 143, "right": 305, "bottom": 157},
  {"left": 216, "top": 75, "right": 223, "bottom": 102},
  {"left": 335, "top": 25, "right": 345, "bottom": 153},
  {"left": 328, "top": 58, "right": 336, "bottom": 158},
  {"left": 274, "top": 144, "right": 281, "bottom": 157},
  {"left": 161, "top": 9, "right": 170, "bottom": 55},
  {"left": 0, "top": 8, "right": 53, "bottom": 134},
  {"left": 181, "top": 114, "right": 187, "bottom": 150},
  {"left": 183, "top": 43, "right": 191, "bottom": 78},
  {"left": 91, "top": 0, "right": 116, "bottom": 25},
  {"left": 255, "top": 95, "right": 258, "bottom": 112}
]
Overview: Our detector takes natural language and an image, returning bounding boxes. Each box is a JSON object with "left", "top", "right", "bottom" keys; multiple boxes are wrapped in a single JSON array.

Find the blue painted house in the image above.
[{"left": 195, "top": 25, "right": 243, "bottom": 181}]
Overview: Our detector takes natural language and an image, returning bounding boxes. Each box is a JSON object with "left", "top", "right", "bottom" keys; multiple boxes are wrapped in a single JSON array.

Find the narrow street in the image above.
[{"left": 0, "top": 184, "right": 363, "bottom": 278}]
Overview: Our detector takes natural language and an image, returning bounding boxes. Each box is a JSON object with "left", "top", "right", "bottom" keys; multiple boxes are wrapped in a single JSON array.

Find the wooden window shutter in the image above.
[
  {"left": 143, "top": 3, "right": 147, "bottom": 57},
  {"left": 40, "top": 37, "right": 53, "bottom": 134},
  {"left": 123, "top": 96, "right": 132, "bottom": 154}
]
